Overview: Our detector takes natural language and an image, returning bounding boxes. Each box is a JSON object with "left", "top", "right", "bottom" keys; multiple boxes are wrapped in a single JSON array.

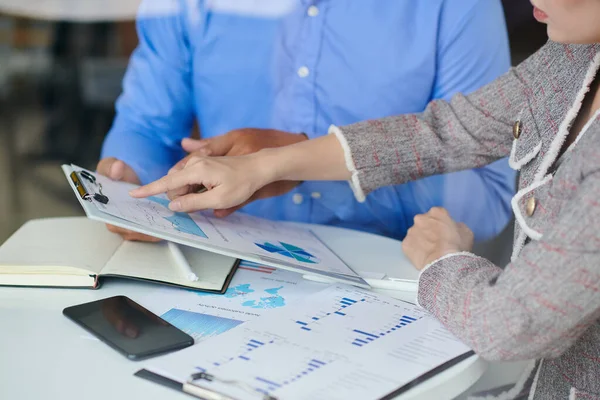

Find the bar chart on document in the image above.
[{"left": 149, "top": 286, "right": 472, "bottom": 400}]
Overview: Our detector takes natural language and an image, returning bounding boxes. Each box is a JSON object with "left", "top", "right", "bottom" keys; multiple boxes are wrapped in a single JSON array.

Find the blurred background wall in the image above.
[{"left": 0, "top": 0, "right": 548, "bottom": 244}]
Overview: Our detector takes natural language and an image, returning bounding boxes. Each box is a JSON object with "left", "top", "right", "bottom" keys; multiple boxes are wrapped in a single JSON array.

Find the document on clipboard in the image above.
[
  {"left": 136, "top": 285, "right": 474, "bottom": 400},
  {"left": 62, "top": 164, "right": 369, "bottom": 288}
]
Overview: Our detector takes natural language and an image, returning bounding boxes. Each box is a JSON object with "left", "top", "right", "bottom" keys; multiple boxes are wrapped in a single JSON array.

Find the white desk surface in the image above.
[{"left": 0, "top": 223, "right": 487, "bottom": 400}]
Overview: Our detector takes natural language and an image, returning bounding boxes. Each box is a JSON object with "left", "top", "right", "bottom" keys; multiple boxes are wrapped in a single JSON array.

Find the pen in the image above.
[
  {"left": 168, "top": 242, "right": 199, "bottom": 282},
  {"left": 363, "top": 278, "right": 417, "bottom": 291},
  {"left": 302, "top": 274, "right": 417, "bottom": 291},
  {"left": 184, "top": 372, "right": 277, "bottom": 400},
  {"left": 183, "top": 383, "right": 236, "bottom": 400}
]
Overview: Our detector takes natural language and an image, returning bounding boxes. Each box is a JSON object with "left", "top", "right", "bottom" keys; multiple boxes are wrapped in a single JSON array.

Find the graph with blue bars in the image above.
[
  {"left": 254, "top": 358, "right": 327, "bottom": 393},
  {"left": 290, "top": 293, "right": 421, "bottom": 349},
  {"left": 176, "top": 287, "right": 437, "bottom": 400},
  {"left": 351, "top": 315, "right": 417, "bottom": 347},
  {"left": 294, "top": 296, "right": 365, "bottom": 331},
  {"left": 204, "top": 337, "right": 275, "bottom": 369}
]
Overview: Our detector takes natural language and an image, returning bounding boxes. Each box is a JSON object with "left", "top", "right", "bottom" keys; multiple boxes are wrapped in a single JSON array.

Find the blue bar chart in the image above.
[
  {"left": 150, "top": 286, "right": 469, "bottom": 400},
  {"left": 351, "top": 314, "right": 418, "bottom": 347},
  {"left": 294, "top": 295, "right": 365, "bottom": 331}
]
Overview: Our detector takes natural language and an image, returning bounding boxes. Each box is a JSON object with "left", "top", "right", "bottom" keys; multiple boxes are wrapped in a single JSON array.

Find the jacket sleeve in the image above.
[
  {"left": 417, "top": 168, "right": 600, "bottom": 361},
  {"left": 331, "top": 42, "right": 555, "bottom": 199}
]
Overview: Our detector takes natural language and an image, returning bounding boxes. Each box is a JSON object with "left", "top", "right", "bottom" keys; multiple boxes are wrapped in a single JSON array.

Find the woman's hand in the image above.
[
  {"left": 129, "top": 151, "right": 286, "bottom": 213},
  {"left": 130, "top": 132, "right": 351, "bottom": 213},
  {"left": 166, "top": 154, "right": 300, "bottom": 217},
  {"left": 163, "top": 128, "right": 307, "bottom": 216},
  {"left": 402, "top": 207, "right": 474, "bottom": 270}
]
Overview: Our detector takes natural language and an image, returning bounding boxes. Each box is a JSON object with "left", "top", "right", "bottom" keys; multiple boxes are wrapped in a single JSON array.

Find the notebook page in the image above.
[
  {"left": 101, "top": 241, "right": 235, "bottom": 291},
  {"left": 0, "top": 217, "right": 122, "bottom": 275}
]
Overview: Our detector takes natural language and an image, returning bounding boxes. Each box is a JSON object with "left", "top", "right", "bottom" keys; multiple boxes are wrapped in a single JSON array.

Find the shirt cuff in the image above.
[
  {"left": 328, "top": 124, "right": 366, "bottom": 203},
  {"left": 416, "top": 251, "right": 481, "bottom": 308}
]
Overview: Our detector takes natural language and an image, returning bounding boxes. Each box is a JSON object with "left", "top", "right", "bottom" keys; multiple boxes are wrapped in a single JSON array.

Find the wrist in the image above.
[
  {"left": 424, "top": 248, "right": 462, "bottom": 268},
  {"left": 253, "top": 148, "right": 287, "bottom": 186}
]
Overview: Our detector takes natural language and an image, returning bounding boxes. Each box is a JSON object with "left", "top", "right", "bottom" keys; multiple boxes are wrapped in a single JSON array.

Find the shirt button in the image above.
[
  {"left": 311, "top": 192, "right": 322, "bottom": 199},
  {"left": 292, "top": 193, "right": 304, "bottom": 205},
  {"left": 513, "top": 120, "right": 522, "bottom": 139},
  {"left": 307, "top": 5, "right": 319, "bottom": 17},
  {"left": 297, "top": 66, "right": 310, "bottom": 78},
  {"left": 526, "top": 197, "right": 536, "bottom": 217}
]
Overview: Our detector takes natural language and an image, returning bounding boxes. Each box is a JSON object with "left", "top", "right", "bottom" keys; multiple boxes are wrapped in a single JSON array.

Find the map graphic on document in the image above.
[
  {"left": 141, "top": 262, "right": 324, "bottom": 342},
  {"left": 147, "top": 196, "right": 208, "bottom": 238},
  {"left": 196, "top": 262, "right": 292, "bottom": 310},
  {"left": 242, "top": 287, "right": 286, "bottom": 309},
  {"left": 197, "top": 282, "right": 286, "bottom": 310}
]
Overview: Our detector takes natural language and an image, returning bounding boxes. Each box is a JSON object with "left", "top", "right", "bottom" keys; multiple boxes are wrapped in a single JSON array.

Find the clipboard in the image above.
[
  {"left": 62, "top": 164, "right": 371, "bottom": 289},
  {"left": 132, "top": 284, "right": 476, "bottom": 400},
  {"left": 69, "top": 169, "right": 110, "bottom": 204},
  {"left": 135, "top": 351, "right": 476, "bottom": 400}
]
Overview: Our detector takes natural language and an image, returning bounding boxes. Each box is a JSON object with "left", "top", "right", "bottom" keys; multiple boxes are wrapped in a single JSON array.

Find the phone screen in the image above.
[{"left": 63, "top": 296, "right": 193, "bottom": 360}]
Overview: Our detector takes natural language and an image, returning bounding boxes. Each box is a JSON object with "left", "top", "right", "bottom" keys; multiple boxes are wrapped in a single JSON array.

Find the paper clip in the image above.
[
  {"left": 70, "top": 170, "right": 110, "bottom": 204},
  {"left": 183, "top": 371, "right": 278, "bottom": 400}
]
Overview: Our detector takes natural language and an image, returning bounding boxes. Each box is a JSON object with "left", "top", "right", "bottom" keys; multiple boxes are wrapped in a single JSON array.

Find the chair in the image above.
[
  {"left": 0, "top": 16, "right": 20, "bottom": 236},
  {"left": 0, "top": 17, "right": 54, "bottom": 237}
]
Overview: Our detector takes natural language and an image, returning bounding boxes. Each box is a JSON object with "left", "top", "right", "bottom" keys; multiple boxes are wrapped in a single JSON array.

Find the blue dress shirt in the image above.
[{"left": 102, "top": 0, "right": 516, "bottom": 241}]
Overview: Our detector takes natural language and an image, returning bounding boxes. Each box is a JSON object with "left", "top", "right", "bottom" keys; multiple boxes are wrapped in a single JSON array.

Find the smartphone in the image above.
[{"left": 63, "top": 295, "right": 194, "bottom": 360}]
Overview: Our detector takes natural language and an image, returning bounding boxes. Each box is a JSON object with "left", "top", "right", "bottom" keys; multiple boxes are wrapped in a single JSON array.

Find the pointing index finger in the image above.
[{"left": 129, "top": 175, "right": 171, "bottom": 198}]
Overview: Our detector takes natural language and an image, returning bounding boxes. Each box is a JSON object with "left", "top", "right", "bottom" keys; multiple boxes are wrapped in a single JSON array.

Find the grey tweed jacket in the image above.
[{"left": 334, "top": 41, "right": 600, "bottom": 399}]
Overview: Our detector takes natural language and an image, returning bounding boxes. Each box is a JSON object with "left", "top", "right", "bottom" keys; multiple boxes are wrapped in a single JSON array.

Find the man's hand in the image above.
[
  {"left": 97, "top": 157, "right": 161, "bottom": 242},
  {"left": 402, "top": 207, "right": 474, "bottom": 270},
  {"left": 181, "top": 128, "right": 309, "bottom": 159},
  {"left": 167, "top": 129, "right": 307, "bottom": 217}
]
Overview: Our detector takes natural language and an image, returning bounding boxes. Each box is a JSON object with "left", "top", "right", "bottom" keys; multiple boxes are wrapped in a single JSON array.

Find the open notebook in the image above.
[{"left": 0, "top": 218, "right": 239, "bottom": 293}]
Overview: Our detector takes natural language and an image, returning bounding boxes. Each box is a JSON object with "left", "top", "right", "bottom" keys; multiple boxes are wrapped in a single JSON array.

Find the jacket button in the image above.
[
  {"left": 526, "top": 197, "right": 536, "bottom": 217},
  {"left": 513, "top": 120, "right": 522, "bottom": 139}
]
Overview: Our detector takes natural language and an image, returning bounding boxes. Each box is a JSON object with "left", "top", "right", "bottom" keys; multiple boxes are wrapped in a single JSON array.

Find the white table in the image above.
[
  {"left": 0, "top": 224, "right": 487, "bottom": 400},
  {"left": 0, "top": 0, "right": 140, "bottom": 22}
]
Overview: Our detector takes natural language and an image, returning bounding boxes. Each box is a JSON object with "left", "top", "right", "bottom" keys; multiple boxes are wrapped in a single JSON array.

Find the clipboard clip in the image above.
[
  {"left": 183, "top": 371, "right": 278, "bottom": 400},
  {"left": 70, "top": 170, "right": 110, "bottom": 204}
]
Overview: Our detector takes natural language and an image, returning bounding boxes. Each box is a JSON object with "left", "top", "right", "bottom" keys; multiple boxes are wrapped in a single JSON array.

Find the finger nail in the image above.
[
  {"left": 108, "top": 163, "right": 117, "bottom": 179},
  {"left": 169, "top": 201, "right": 182, "bottom": 211},
  {"left": 125, "top": 327, "right": 137, "bottom": 338}
]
